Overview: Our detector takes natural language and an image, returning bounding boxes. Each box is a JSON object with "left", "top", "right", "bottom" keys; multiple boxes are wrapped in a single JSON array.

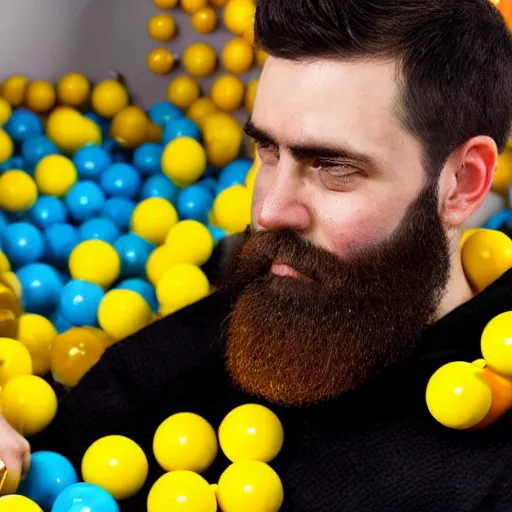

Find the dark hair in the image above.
[{"left": 254, "top": 0, "right": 512, "bottom": 176}]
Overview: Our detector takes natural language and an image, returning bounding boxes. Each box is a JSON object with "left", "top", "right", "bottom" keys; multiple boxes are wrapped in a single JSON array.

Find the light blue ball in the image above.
[
  {"left": 51, "top": 482, "right": 119, "bottom": 512},
  {"left": 16, "top": 263, "right": 63, "bottom": 316},
  {"left": 197, "top": 177, "right": 218, "bottom": 196},
  {"left": 102, "top": 197, "right": 136, "bottom": 231},
  {"left": 79, "top": 217, "right": 121, "bottom": 244},
  {"left": 59, "top": 280, "right": 104, "bottom": 327},
  {"left": 44, "top": 223, "right": 79, "bottom": 269},
  {"left": 65, "top": 181, "right": 106, "bottom": 223},
  {"left": 177, "top": 184, "right": 214, "bottom": 224},
  {"left": 149, "top": 101, "right": 183, "bottom": 126},
  {"left": 21, "top": 135, "right": 59, "bottom": 170},
  {"left": 116, "top": 278, "right": 158, "bottom": 313},
  {"left": 30, "top": 196, "right": 68, "bottom": 230},
  {"left": 102, "top": 139, "right": 131, "bottom": 163},
  {"left": 140, "top": 175, "right": 179, "bottom": 203},
  {"left": 208, "top": 225, "right": 227, "bottom": 244},
  {"left": 163, "top": 118, "right": 201, "bottom": 145},
  {"left": 50, "top": 308, "right": 73, "bottom": 334},
  {"left": 5, "top": 109, "right": 43, "bottom": 144},
  {"left": 100, "top": 163, "right": 141, "bottom": 199},
  {"left": 2, "top": 222, "right": 45, "bottom": 268},
  {"left": 73, "top": 146, "right": 112, "bottom": 181},
  {"left": 217, "top": 159, "right": 252, "bottom": 195},
  {"left": 0, "top": 210, "right": 8, "bottom": 231},
  {"left": 114, "top": 233, "right": 155, "bottom": 278},
  {"left": 133, "top": 143, "right": 163, "bottom": 176},
  {"left": 18, "top": 451, "right": 78, "bottom": 511}
]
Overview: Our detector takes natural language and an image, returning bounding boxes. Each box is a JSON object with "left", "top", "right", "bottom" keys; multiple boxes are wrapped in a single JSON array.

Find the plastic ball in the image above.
[
  {"left": 177, "top": 184, "right": 214, "bottom": 223},
  {"left": 223, "top": 0, "right": 255, "bottom": 35},
  {"left": 145, "top": 121, "right": 163, "bottom": 143},
  {"left": 214, "top": 185, "right": 251, "bottom": 234},
  {"left": 202, "top": 112, "right": 244, "bottom": 168},
  {"left": 29, "top": 196, "right": 67, "bottom": 230},
  {"left": 98, "top": 289, "right": 153, "bottom": 340},
  {"left": 17, "top": 314, "right": 57, "bottom": 376},
  {"left": 218, "top": 159, "right": 252, "bottom": 194},
  {"left": 25, "top": 81, "right": 56, "bottom": 113},
  {"left": 198, "top": 177, "right": 218, "bottom": 196},
  {"left": 181, "top": 0, "right": 207, "bottom": 12},
  {"left": 59, "top": 280, "right": 104, "bottom": 327},
  {"left": 82, "top": 435, "right": 149, "bottom": 500},
  {"left": 147, "top": 471, "right": 217, "bottom": 512},
  {"left": 5, "top": 109, "right": 43, "bottom": 144},
  {"left": 148, "top": 48, "right": 176, "bottom": 76},
  {"left": 210, "top": 0, "right": 228, "bottom": 5},
  {"left": 167, "top": 76, "right": 201, "bottom": 111},
  {"left": 35, "top": 154, "right": 78, "bottom": 198},
  {"left": 102, "top": 197, "right": 136, "bottom": 230},
  {"left": 192, "top": 6, "right": 218, "bottom": 33},
  {"left": 148, "top": 14, "right": 176, "bottom": 42},
  {"left": 162, "top": 137, "right": 206, "bottom": 187},
  {"left": 216, "top": 461, "right": 284, "bottom": 512},
  {"left": 131, "top": 197, "right": 179, "bottom": 245},
  {"left": 73, "top": 146, "right": 112, "bottom": 181},
  {"left": 65, "top": 181, "right": 106, "bottom": 223},
  {"left": 0, "top": 250, "right": 10, "bottom": 273},
  {"left": 2, "top": 223, "right": 45, "bottom": 269},
  {"left": 0, "top": 128, "right": 14, "bottom": 164},
  {"left": 0, "top": 97, "right": 12, "bottom": 126},
  {"left": 149, "top": 101, "right": 183, "bottom": 127},
  {"left": 44, "top": 223, "right": 79, "bottom": 269},
  {"left": 91, "top": 80, "right": 129, "bottom": 119},
  {"left": 141, "top": 175, "right": 180, "bottom": 202},
  {"left": 186, "top": 97, "right": 218, "bottom": 128},
  {"left": 211, "top": 75, "right": 245, "bottom": 112},
  {"left": 222, "top": 37, "right": 254, "bottom": 75},
  {"left": 492, "top": 151, "right": 512, "bottom": 196},
  {"left": 255, "top": 49, "right": 268, "bottom": 68},
  {"left": 461, "top": 229, "right": 512, "bottom": 292},
  {"left": 163, "top": 118, "right": 201, "bottom": 146},
  {"left": 57, "top": 72, "right": 91, "bottom": 107},
  {"left": 79, "top": 217, "right": 121, "bottom": 244},
  {"left": 480, "top": 311, "right": 512, "bottom": 379},
  {"left": 0, "top": 337, "right": 32, "bottom": 387},
  {"left": 153, "top": 0, "right": 178, "bottom": 7},
  {"left": 1, "top": 75, "right": 29, "bottom": 107},
  {"left": 110, "top": 106, "right": 150, "bottom": 148},
  {"left": 156, "top": 263, "right": 210, "bottom": 312},
  {"left": 133, "top": 143, "right": 163, "bottom": 176},
  {"left": 21, "top": 136, "right": 57, "bottom": 172},
  {"left": 99, "top": 163, "right": 141, "bottom": 199},
  {"left": 208, "top": 225, "right": 227, "bottom": 244},
  {"left": 116, "top": 278, "right": 158, "bottom": 313},
  {"left": 245, "top": 154, "right": 259, "bottom": 191},
  {"left": 50, "top": 309, "right": 73, "bottom": 335},
  {"left": 84, "top": 112, "right": 110, "bottom": 138},
  {"left": 0, "top": 495, "right": 42, "bottom": 511},
  {"left": 165, "top": 220, "right": 214, "bottom": 266},
  {"left": 246, "top": 79, "right": 258, "bottom": 115},
  {"left": 0, "top": 170, "right": 38, "bottom": 212},
  {"left": 51, "top": 482, "right": 119, "bottom": 512},
  {"left": 243, "top": 24, "right": 254, "bottom": 45},
  {"left": 114, "top": 233, "right": 155, "bottom": 278},
  {"left": 146, "top": 245, "right": 175, "bottom": 285},
  {"left": 182, "top": 42, "right": 217, "bottom": 78},
  {"left": 51, "top": 327, "right": 106, "bottom": 387}
]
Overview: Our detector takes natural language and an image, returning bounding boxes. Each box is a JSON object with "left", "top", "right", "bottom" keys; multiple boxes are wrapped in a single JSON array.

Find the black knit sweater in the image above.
[{"left": 31, "top": 269, "right": 512, "bottom": 511}]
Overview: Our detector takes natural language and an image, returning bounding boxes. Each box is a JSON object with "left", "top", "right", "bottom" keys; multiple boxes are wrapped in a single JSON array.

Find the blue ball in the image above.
[
  {"left": 208, "top": 225, "right": 227, "bottom": 244},
  {"left": 163, "top": 118, "right": 201, "bottom": 145},
  {"left": 30, "top": 196, "right": 68, "bottom": 230},
  {"left": 16, "top": 263, "right": 63, "bottom": 316},
  {"left": 102, "top": 138, "right": 132, "bottom": 163},
  {"left": 59, "top": 280, "right": 104, "bottom": 327},
  {"left": 113, "top": 233, "right": 155, "bottom": 278},
  {"left": 197, "top": 177, "right": 218, "bottom": 196},
  {"left": 100, "top": 163, "right": 141, "bottom": 199},
  {"left": 204, "top": 165, "right": 220, "bottom": 178},
  {"left": 116, "top": 278, "right": 158, "bottom": 313},
  {"left": 18, "top": 451, "right": 78, "bottom": 511},
  {"left": 44, "top": 223, "right": 79, "bottom": 269},
  {"left": 65, "top": 181, "right": 106, "bottom": 223},
  {"left": 149, "top": 101, "right": 183, "bottom": 126},
  {"left": 84, "top": 112, "right": 110, "bottom": 138},
  {"left": 140, "top": 175, "right": 179, "bottom": 203},
  {"left": 79, "top": 217, "right": 121, "bottom": 244},
  {"left": 217, "top": 159, "right": 252, "bottom": 195},
  {"left": 102, "top": 197, "right": 136, "bottom": 231},
  {"left": 50, "top": 308, "right": 73, "bottom": 334},
  {"left": 21, "top": 135, "right": 59, "bottom": 170},
  {"left": 133, "top": 143, "right": 163, "bottom": 176},
  {"left": 5, "top": 109, "right": 43, "bottom": 144},
  {"left": 51, "top": 482, "right": 119, "bottom": 512},
  {"left": 177, "top": 184, "right": 214, "bottom": 224},
  {"left": 0, "top": 210, "right": 8, "bottom": 231},
  {"left": 73, "top": 146, "right": 112, "bottom": 180},
  {"left": 2, "top": 222, "right": 45, "bottom": 268},
  {"left": 0, "top": 156, "right": 26, "bottom": 173}
]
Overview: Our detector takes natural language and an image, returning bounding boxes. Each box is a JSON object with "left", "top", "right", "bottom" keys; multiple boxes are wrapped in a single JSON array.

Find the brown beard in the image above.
[{"left": 220, "top": 178, "right": 451, "bottom": 406}]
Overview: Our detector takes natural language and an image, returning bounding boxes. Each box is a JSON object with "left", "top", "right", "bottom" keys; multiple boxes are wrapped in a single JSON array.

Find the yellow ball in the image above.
[
  {"left": 131, "top": 197, "right": 179, "bottom": 245},
  {"left": 0, "top": 251, "right": 10, "bottom": 273},
  {"left": 182, "top": 42, "right": 218, "bottom": 78},
  {"left": 211, "top": 75, "right": 245, "bottom": 112},
  {"left": 242, "top": 25, "right": 254, "bottom": 46},
  {"left": 145, "top": 121, "right": 163, "bottom": 144},
  {"left": 245, "top": 79, "right": 258, "bottom": 115},
  {"left": 153, "top": 412, "right": 218, "bottom": 472},
  {"left": 167, "top": 76, "right": 201, "bottom": 111},
  {"left": 209, "top": 0, "right": 228, "bottom": 6},
  {"left": 222, "top": 37, "right": 254, "bottom": 75},
  {"left": 0, "top": 338, "right": 32, "bottom": 387},
  {"left": 146, "top": 245, "right": 176, "bottom": 285},
  {"left": 461, "top": 229, "right": 512, "bottom": 292},
  {"left": 492, "top": 151, "right": 512, "bottom": 196},
  {"left": 460, "top": 228, "right": 485, "bottom": 250},
  {"left": 216, "top": 461, "right": 284, "bottom": 512},
  {"left": 153, "top": 0, "right": 178, "bottom": 7},
  {"left": 0, "top": 170, "right": 38, "bottom": 212},
  {"left": 201, "top": 112, "right": 243, "bottom": 168},
  {"left": 0, "top": 98, "right": 12, "bottom": 126},
  {"left": 156, "top": 263, "right": 210, "bottom": 311},
  {"left": 91, "top": 79, "right": 129, "bottom": 119},
  {"left": 17, "top": 314, "right": 57, "bottom": 376},
  {"left": 426, "top": 361, "right": 492, "bottom": 429},
  {"left": 186, "top": 97, "right": 218, "bottom": 128},
  {"left": 192, "top": 6, "right": 218, "bottom": 33},
  {"left": 35, "top": 154, "right": 77, "bottom": 197},
  {"left": 481, "top": 311, "right": 512, "bottom": 379},
  {"left": 110, "top": 106, "right": 149, "bottom": 148},
  {"left": 255, "top": 49, "right": 269, "bottom": 68},
  {"left": 147, "top": 471, "right": 217, "bottom": 512},
  {"left": 218, "top": 404, "right": 284, "bottom": 463},
  {"left": 182, "top": 0, "right": 208, "bottom": 12},
  {"left": 0, "top": 495, "right": 42, "bottom": 511},
  {"left": 162, "top": 137, "right": 207, "bottom": 186},
  {"left": 82, "top": 435, "right": 149, "bottom": 501},
  {"left": 25, "top": 81, "right": 56, "bottom": 113},
  {"left": 245, "top": 154, "right": 260, "bottom": 192},
  {"left": 223, "top": 0, "right": 255, "bottom": 35},
  {"left": 1, "top": 375, "right": 57, "bottom": 437},
  {"left": 69, "top": 240, "right": 121, "bottom": 290},
  {"left": 148, "top": 14, "right": 177, "bottom": 42},
  {"left": 0, "top": 128, "right": 14, "bottom": 164},
  {"left": 165, "top": 220, "right": 214, "bottom": 266},
  {"left": 214, "top": 185, "right": 251, "bottom": 234},
  {"left": 1, "top": 76, "right": 29, "bottom": 107},
  {"left": 57, "top": 72, "right": 91, "bottom": 107},
  {"left": 148, "top": 48, "right": 176, "bottom": 76}
]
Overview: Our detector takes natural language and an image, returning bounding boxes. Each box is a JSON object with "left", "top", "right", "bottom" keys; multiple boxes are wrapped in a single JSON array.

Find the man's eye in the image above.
[{"left": 257, "top": 142, "right": 279, "bottom": 162}]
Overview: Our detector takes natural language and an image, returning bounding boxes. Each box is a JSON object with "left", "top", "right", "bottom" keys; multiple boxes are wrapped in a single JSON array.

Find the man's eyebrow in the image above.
[{"left": 244, "top": 120, "right": 277, "bottom": 145}]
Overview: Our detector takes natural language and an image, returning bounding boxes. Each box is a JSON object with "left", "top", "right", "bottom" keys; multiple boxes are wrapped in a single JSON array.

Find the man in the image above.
[{"left": 2, "top": 0, "right": 512, "bottom": 510}]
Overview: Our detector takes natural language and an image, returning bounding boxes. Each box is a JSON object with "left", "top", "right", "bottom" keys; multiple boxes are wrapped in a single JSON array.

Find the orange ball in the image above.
[
  {"left": 255, "top": 49, "right": 269, "bottom": 68},
  {"left": 209, "top": 0, "right": 228, "bottom": 5},
  {"left": 148, "top": 48, "right": 175, "bottom": 75},
  {"left": 222, "top": 37, "right": 254, "bottom": 74},
  {"left": 148, "top": 15, "right": 177, "bottom": 42},
  {"left": 192, "top": 7, "right": 218, "bottom": 33},
  {"left": 153, "top": 0, "right": 178, "bottom": 7},
  {"left": 495, "top": 0, "right": 512, "bottom": 30},
  {"left": 25, "top": 81, "right": 56, "bottom": 113}
]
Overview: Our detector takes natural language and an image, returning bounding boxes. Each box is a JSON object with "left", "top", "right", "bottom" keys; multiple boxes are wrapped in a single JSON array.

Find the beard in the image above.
[{"left": 220, "top": 177, "right": 451, "bottom": 406}]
